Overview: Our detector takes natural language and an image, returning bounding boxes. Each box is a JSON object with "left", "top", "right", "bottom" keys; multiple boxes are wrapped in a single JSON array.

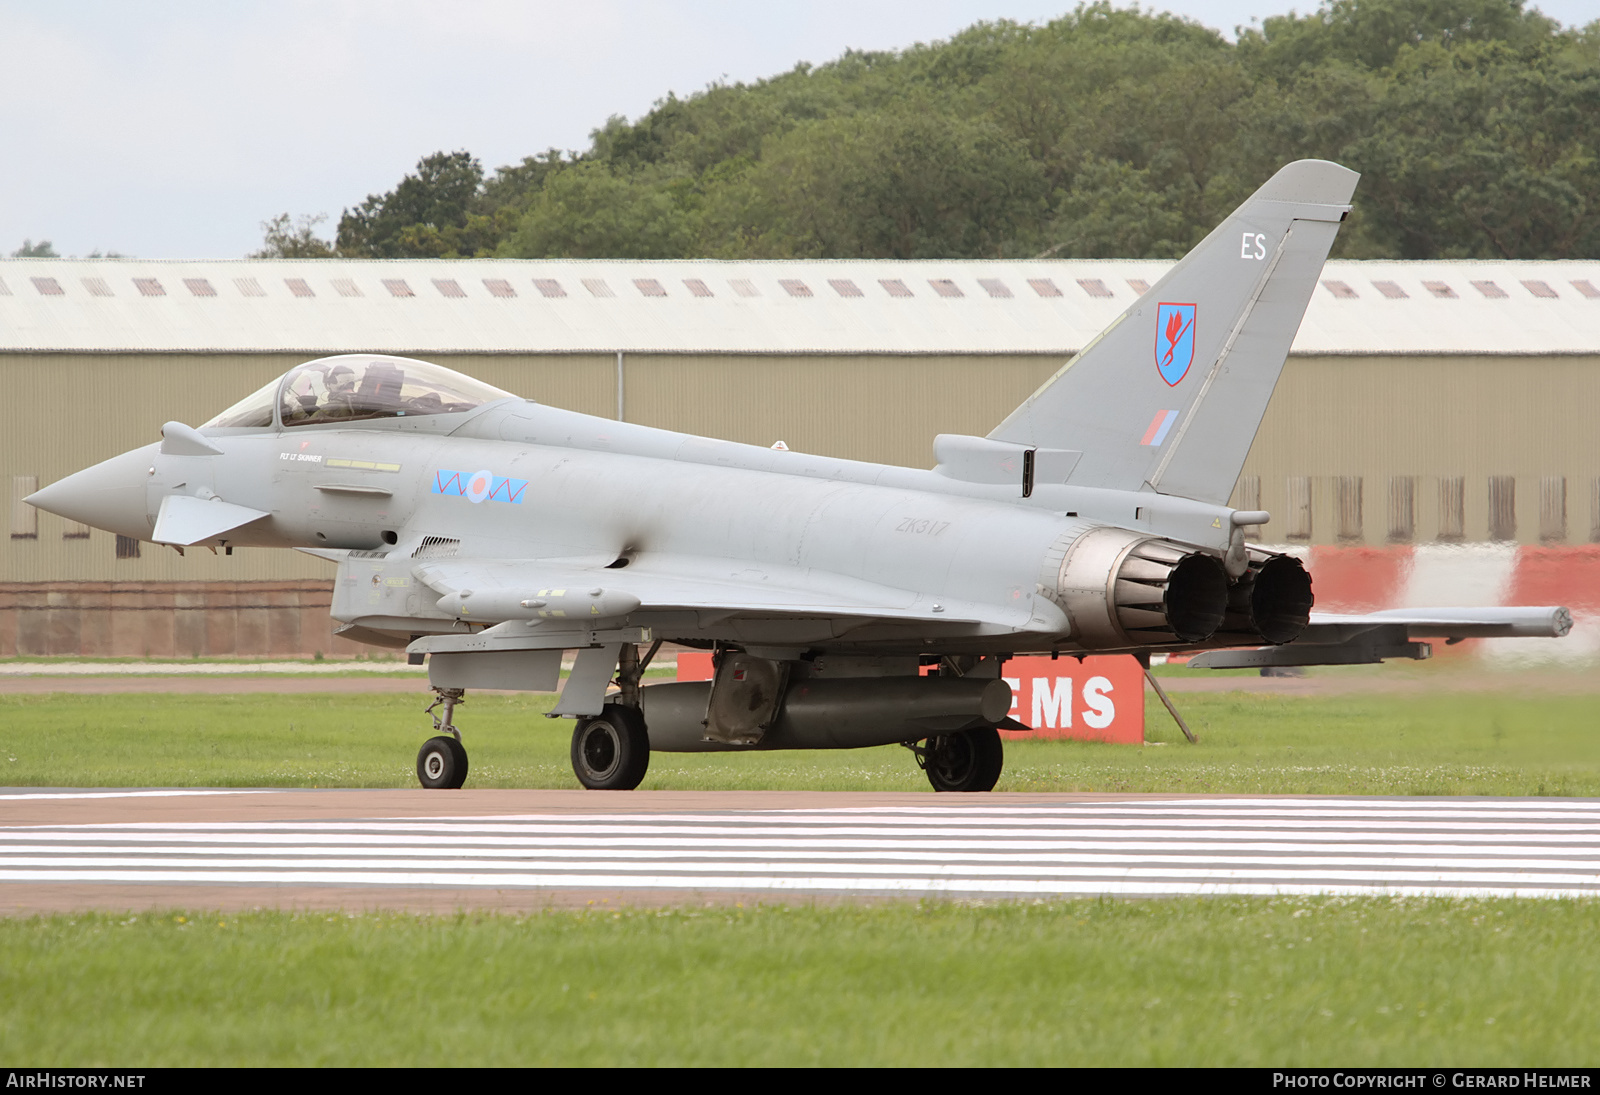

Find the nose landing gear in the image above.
[{"left": 417, "top": 687, "right": 469, "bottom": 789}]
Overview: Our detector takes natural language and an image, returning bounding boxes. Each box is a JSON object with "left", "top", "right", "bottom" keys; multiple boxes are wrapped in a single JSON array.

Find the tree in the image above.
[
  {"left": 336, "top": 151, "right": 485, "bottom": 258},
  {"left": 249, "top": 213, "right": 335, "bottom": 258},
  {"left": 501, "top": 162, "right": 697, "bottom": 259},
  {"left": 1238, "top": 0, "right": 1559, "bottom": 76},
  {"left": 715, "top": 107, "right": 1048, "bottom": 259},
  {"left": 322, "top": 0, "right": 1600, "bottom": 263},
  {"left": 11, "top": 239, "right": 57, "bottom": 258},
  {"left": 1343, "top": 39, "right": 1600, "bottom": 258}
]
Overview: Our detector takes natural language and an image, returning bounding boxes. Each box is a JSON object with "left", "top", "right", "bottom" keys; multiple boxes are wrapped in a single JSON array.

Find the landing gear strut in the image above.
[
  {"left": 909, "top": 725, "right": 1004, "bottom": 792},
  {"left": 567, "top": 641, "right": 658, "bottom": 790},
  {"left": 417, "top": 686, "right": 469, "bottom": 789}
]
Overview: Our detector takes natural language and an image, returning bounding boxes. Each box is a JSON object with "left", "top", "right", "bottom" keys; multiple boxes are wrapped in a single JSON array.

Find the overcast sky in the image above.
[{"left": 3, "top": 1, "right": 1593, "bottom": 260}]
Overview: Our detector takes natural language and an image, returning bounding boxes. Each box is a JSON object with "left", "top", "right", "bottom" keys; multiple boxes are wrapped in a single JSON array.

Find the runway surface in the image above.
[{"left": 1, "top": 790, "right": 1597, "bottom": 912}]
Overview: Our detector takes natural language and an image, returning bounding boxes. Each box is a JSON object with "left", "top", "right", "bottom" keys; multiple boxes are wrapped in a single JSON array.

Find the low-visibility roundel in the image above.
[{"left": 465, "top": 469, "right": 494, "bottom": 503}]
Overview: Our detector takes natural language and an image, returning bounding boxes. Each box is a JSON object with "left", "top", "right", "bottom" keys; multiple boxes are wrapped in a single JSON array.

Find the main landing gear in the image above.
[
  {"left": 417, "top": 687, "right": 469, "bottom": 789},
  {"left": 571, "top": 704, "right": 651, "bottom": 790},
  {"left": 569, "top": 641, "right": 655, "bottom": 790},
  {"left": 907, "top": 725, "right": 1004, "bottom": 792}
]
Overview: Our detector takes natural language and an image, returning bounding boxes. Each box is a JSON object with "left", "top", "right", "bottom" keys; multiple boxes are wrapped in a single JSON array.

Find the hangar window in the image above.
[
  {"left": 1126, "top": 279, "right": 1150, "bottom": 294},
  {"left": 1027, "top": 278, "right": 1062, "bottom": 298},
  {"left": 1423, "top": 281, "right": 1457, "bottom": 299},
  {"left": 829, "top": 279, "right": 863, "bottom": 298},
  {"left": 31, "top": 277, "right": 64, "bottom": 296},
  {"left": 1321, "top": 279, "right": 1357, "bottom": 299},
  {"left": 285, "top": 278, "right": 315, "bottom": 298},
  {"left": 780, "top": 279, "right": 813, "bottom": 298},
  {"left": 63, "top": 520, "right": 90, "bottom": 540},
  {"left": 533, "top": 278, "right": 566, "bottom": 298},
  {"left": 978, "top": 278, "right": 1011, "bottom": 298},
  {"left": 82, "top": 278, "right": 113, "bottom": 297},
  {"left": 483, "top": 279, "right": 515, "bottom": 298},
  {"left": 729, "top": 278, "right": 759, "bottom": 297},
  {"left": 1521, "top": 280, "right": 1558, "bottom": 299},
  {"left": 115, "top": 535, "right": 140, "bottom": 559},
  {"left": 1076, "top": 278, "right": 1112, "bottom": 298},
  {"left": 879, "top": 279, "right": 912, "bottom": 298},
  {"left": 1286, "top": 476, "right": 1312, "bottom": 541},
  {"left": 134, "top": 278, "right": 165, "bottom": 297},
  {"left": 235, "top": 278, "right": 266, "bottom": 297},
  {"left": 279, "top": 356, "right": 512, "bottom": 428},
  {"left": 433, "top": 278, "right": 466, "bottom": 299},
  {"left": 1372, "top": 280, "right": 1407, "bottom": 299},
  {"left": 582, "top": 278, "right": 614, "bottom": 298},
  {"left": 382, "top": 279, "right": 414, "bottom": 298},
  {"left": 1471, "top": 280, "right": 1508, "bottom": 299},
  {"left": 683, "top": 278, "right": 713, "bottom": 297},
  {"left": 634, "top": 278, "right": 667, "bottom": 297},
  {"left": 332, "top": 278, "right": 362, "bottom": 298},
  {"left": 11, "top": 476, "right": 38, "bottom": 538},
  {"left": 1438, "top": 476, "right": 1465, "bottom": 541},
  {"left": 1388, "top": 477, "right": 1416, "bottom": 543},
  {"left": 184, "top": 278, "right": 217, "bottom": 297},
  {"left": 1573, "top": 280, "right": 1600, "bottom": 300},
  {"left": 930, "top": 279, "right": 963, "bottom": 298},
  {"left": 1488, "top": 476, "right": 1516, "bottom": 541}
]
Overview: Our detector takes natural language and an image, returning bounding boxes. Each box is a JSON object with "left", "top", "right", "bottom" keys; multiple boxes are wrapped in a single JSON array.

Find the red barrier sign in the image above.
[
  {"left": 997, "top": 655, "right": 1145, "bottom": 744},
  {"left": 675, "top": 652, "right": 1145, "bottom": 744}
]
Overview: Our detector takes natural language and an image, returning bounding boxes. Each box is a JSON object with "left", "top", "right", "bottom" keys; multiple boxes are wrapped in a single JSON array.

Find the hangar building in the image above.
[{"left": 2, "top": 257, "right": 1597, "bottom": 655}]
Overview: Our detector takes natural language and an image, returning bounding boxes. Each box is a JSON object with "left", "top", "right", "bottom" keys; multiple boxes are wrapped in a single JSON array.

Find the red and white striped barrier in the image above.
[{"left": 1284, "top": 543, "right": 1600, "bottom": 664}]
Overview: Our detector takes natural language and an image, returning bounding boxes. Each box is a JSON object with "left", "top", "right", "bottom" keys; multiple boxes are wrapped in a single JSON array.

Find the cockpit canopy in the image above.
[{"left": 202, "top": 355, "right": 514, "bottom": 430}]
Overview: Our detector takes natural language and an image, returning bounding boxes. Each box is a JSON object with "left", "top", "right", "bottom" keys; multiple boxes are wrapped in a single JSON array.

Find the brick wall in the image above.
[{"left": 0, "top": 581, "right": 371, "bottom": 658}]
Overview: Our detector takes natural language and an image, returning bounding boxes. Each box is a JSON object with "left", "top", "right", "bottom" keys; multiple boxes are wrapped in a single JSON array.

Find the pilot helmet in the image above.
[{"left": 326, "top": 364, "right": 356, "bottom": 393}]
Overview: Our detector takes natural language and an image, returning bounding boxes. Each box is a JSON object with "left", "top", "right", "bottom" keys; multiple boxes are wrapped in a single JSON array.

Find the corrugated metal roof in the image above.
[{"left": 0, "top": 258, "right": 1596, "bottom": 355}]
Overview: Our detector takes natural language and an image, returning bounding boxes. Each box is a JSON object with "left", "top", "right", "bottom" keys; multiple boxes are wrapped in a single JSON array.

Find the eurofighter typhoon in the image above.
[{"left": 28, "top": 161, "right": 1571, "bottom": 791}]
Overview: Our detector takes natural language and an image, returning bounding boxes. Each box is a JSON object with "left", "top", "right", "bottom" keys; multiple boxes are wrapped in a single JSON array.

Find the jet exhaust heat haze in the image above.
[{"left": 28, "top": 161, "right": 1571, "bottom": 791}]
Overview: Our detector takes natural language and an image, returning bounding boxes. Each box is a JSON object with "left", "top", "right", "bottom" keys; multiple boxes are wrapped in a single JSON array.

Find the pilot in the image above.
[{"left": 321, "top": 364, "right": 359, "bottom": 417}]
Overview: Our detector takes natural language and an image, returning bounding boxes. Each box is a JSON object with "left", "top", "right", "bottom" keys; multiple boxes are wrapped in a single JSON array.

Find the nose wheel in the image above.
[
  {"left": 417, "top": 687, "right": 469, "bottom": 789},
  {"left": 417, "top": 734, "right": 468, "bottom": 789}
]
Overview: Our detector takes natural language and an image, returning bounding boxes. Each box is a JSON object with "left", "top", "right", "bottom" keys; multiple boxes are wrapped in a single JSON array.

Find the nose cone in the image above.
[{"left": 27, "top": 444, "right": 158, "bottom": 540}]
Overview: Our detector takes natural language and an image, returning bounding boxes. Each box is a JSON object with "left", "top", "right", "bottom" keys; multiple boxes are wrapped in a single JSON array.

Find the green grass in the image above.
[
  {"left": 2, "top": 687, "right": 1598, "bottom": 794},
  {"left": 2, "top": 897, "right": 1596, "bottom": 1066}
]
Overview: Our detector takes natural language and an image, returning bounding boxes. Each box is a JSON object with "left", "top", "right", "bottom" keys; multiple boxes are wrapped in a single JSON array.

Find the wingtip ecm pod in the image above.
[{"left": 988, "top": 158, "right": 1359, "bottom": 508}]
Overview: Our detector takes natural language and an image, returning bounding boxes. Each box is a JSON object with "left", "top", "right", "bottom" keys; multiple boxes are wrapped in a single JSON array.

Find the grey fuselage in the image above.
[{"left": 104, "top": 397, "right": 1246, "bottom": 658}]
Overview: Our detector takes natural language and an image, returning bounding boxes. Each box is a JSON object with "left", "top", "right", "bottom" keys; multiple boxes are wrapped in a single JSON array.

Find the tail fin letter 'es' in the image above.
[{"left": 988, "top": 159, "right": 1358, "bottom": 506}]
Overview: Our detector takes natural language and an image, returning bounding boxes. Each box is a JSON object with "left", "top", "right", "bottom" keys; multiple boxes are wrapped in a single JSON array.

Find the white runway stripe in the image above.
[{"left": 3, "top": 798, "right": 1598, "bottom": 898}]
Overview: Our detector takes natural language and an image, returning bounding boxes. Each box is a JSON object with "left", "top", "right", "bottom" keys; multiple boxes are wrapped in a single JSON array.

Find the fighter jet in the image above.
[{"left": 27, "top": 160, "right": 1571, "bottom": 791}]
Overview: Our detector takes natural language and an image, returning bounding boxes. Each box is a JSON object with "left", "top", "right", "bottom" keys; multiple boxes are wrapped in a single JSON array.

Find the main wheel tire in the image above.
[
  {"left": 922, "top": 725, "right": 1003, "bottom": 792},
  {"left": 571, "top": 704, "right": 650, "bottom": 790},
  {"left": 417, "top": 735, "right": 468, "bottom": 789}
]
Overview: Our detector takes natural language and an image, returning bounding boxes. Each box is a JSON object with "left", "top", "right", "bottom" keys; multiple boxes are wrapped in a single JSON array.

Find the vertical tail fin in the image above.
[{"left": 989, "top": 159, "right": 1359, "bottom": 506}]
